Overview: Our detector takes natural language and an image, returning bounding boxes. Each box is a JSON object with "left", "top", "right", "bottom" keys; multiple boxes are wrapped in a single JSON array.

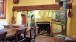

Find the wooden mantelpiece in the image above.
[
  {"left": 13, "top": 4, "right": 59, "bottom": 11},
  {"left": 13, "top": 3, "right": 72, "bottom": 11}
]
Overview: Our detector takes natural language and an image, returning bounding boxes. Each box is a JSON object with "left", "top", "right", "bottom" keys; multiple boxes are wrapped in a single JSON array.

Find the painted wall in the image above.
[
  {"left": 68, "top": 0, "right": 76, "bottom": 36},
  {"left": 66, "top": 0, "right": 76, "bottom": 36},
  {"left": 14, "top": 0, "right": 55, "bottom": 6},
  {"left": 6, "top": 0, "right": 13, "bottom": 24},
  {"left": 6, "top": 0, "right": 55, "bottom": 24},
  {"left": 67, "top": 9, "right": 71, "bottom": 36},
  {"left": 16, "top": 12, "right": 22, "bottom": 25}
]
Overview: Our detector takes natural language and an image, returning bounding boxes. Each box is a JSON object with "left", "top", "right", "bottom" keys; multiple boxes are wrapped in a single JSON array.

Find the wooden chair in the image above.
[
  {"left": 18, "top": 25, "right": 26, "bottom": 42},
  {"left": 25, "top": 26, "right": 36, "bottom": 42},
  {"left": 16, "top": 28, "right": 26, "bottom": 42},
  {"left": 0, "top": 29, "right": 6, "bottom": 42}
]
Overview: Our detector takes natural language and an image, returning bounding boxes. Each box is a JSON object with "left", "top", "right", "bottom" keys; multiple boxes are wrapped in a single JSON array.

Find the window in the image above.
[{"left": 0, "top": 0, "right": 5, "bottom": 19}]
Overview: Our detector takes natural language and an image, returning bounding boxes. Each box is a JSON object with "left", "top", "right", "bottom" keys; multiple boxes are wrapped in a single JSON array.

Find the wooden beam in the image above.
[
  {"left": 13, "top": 3, "right": 72, "bottom": 11},
  {"left": 13, "top": 4, "right": 59, "bottom": 11},
  {"left": 55, "top": 0, "right": 60, "bottom": 2}
]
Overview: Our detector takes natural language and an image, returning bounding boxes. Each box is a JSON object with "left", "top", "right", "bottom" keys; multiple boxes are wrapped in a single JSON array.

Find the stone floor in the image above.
[
  {"left": 4, "top": 31, "right": 54, "bottom": 42},
  {"left": 35, "top": 35, "right": 54, "bottom": 42},
  {"left": 6, "top": 35, "right": 54, "bottom": 42}
]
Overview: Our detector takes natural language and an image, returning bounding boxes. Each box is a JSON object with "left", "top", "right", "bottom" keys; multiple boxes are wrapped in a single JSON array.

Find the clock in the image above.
[{"left": 13, "top": 0, "right": 19, "bottom": 4}]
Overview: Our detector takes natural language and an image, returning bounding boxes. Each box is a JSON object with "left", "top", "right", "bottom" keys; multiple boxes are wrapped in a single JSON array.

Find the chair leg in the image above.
[
  {"left": 30, "top": 30, "right": 32, "bottom": 42},
  {"left": 15, "top": 34, "right": 18, "bottom": 42},
  {"left": 3, "top": 38, "right": 6, "bottom": 42},
  {"left": 24, "top": 32, "right": 26, "bottom": 42}
]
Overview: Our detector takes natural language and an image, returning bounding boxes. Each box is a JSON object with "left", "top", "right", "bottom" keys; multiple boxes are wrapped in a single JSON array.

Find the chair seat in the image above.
[
  {"left": 6, "top": 34, "right": 24, "bottom": 41},
  {"left": 6, "top": 35, "right": 15, "bottom": 41}
]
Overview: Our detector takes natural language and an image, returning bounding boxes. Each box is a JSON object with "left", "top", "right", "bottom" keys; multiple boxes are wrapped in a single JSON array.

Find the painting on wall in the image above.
[{"left": 0, "top": 0, "right": 6, "bottom": 19}]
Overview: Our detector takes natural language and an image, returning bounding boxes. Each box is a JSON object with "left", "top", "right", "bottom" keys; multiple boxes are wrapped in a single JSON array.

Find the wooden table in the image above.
[
  {"left": 6, "top": 27, "right": 26, "bottom": 42},
  {"left": 0, "top": 25, "right": 36, "bottom": 42}
]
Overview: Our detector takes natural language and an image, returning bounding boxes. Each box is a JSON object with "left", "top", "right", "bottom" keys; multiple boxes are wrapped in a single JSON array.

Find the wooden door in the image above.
[{"left": 21, "top": 14, "right": 26, "bottom": 25}]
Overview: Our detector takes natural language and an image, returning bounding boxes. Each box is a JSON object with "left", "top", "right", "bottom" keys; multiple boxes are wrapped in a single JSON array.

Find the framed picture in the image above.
[{"left": 0, "top": 0, "right": 6, "bottom": 19}]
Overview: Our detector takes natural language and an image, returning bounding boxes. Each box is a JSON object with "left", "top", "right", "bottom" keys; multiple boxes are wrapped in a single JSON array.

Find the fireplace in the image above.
[{"left": 36, "top": 22, "right": 50, "bottom": 35}]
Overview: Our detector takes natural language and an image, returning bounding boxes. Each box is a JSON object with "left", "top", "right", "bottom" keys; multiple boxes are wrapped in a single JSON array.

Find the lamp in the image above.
[{"left": 13, "top": 0, "right": 19, "bottom": 4}]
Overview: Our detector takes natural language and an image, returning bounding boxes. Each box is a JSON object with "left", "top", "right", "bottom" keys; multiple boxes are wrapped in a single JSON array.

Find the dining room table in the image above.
[
  {"left": 3, "top": 25, "right": 27, "bottom": 42},
  {"left": 0, "top": 25, "right": 37, "bottom": 42}
]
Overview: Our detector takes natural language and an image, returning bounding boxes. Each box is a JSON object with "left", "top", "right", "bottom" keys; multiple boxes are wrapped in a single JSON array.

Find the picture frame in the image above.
[{"left": 0, "top": 0, "right": 6, "bottom": 19}]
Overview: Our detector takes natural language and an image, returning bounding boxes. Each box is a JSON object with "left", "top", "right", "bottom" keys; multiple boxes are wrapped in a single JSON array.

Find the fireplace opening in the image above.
[{"left": 36, "top": 22, "right": 50, "bottom": 35}]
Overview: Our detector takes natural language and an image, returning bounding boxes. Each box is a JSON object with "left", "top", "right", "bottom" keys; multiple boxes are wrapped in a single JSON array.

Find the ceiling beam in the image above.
[{"left": 13, "top": 3, "right": 72, "bottom": 11}]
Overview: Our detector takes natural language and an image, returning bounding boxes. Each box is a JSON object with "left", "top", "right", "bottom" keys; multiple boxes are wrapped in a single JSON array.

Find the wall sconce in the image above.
[
  {"left": 13, "top": 0, "right": 19, "bottom": 4},
  {"left": 68, "top": 5, "right": 72, "bottom": 18}
]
